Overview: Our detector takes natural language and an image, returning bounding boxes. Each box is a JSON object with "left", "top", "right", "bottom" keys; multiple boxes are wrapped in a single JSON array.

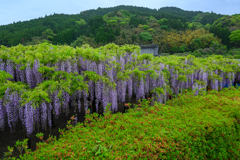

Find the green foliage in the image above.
[
  {"left": 205, "top": 23, "right": 211, "bottom": 30},
  {"left": 14, "top": 87, "right": 240, "bottom": 159},
  {"left": 129, "top": 16, "right": 147, "bottom": 27},
  {"left": 71, "top": 73, "right": 89, "bottom": 93},
  {"left": 143, "top": 25, "right": 150, "bottom": 30},
  {"left": 139, "top": 32, "right": 153, "bottom": 41},
  {"left": 187, "top": 22, "right": 204, "bottom": 30},
  {"left": 209, "top": 26, "right": 231, "bottom": 47},
  {"left": 3, "top": 81, "right": 28, "bottom": 101},
  {"left": 95, "top": 29, "right": 116, "bottom": 44},
  {"left": 103, "top": 10, "right": 131, "bottom": 27},
  {"left": 83, "top": 71, "right": 116, "bottom": 88},
  {"left": 148, "top": 28, "right": 154, "bottom": 33},
  {"left": 191, "top": 38, "right": 202, "bottom": 50},
  {"left": 14, "top": 139, "right": 29, "bottom": 156},
  {"left": 228, "top": 48, "right": 240, "bottom": 57},
  {"left": 1, "top": 6, "right": 236, "bottom": 54},
  {"left": 114, "top": 27, "right": 121, "bottom": 36},
  {"left": 229, "top": 30, "right": 240, "bottom": 46},
  {"left": 160, "top": 25, "right": 168, "bottom": 30},
  {"left": 120, "top": 21, "right": 127, "bottom": 27},
  {"left": 38, "top": 66, "right": 56, "bottom": 78},
  {"left": 106, "top": 20, "right": 117, "bottom": 27},
  {"left": 117, "top": 71, "right": 131, "bottom": 81},
  {"left": 137, "top": 53, "right": 154, "bottom": 61},
  {"left": 0, "top": 71, "right": 13, "bottom": 99},
  {"left": 191, "top": 44, "right": 229, "bottom": 57},
  {"left": 151, "top": 87, "right": 165, "bottom": 96},
  {"left": 21, "top": 88, "right": 51, "bottom": 109},
  {"left": 179, "top": 44, "right": 187, "bottom": 52},
  {"left": 0, "top": 5, "right": 222, "bottom": 47},
  {"left": 193, "top": 12, "right": 223, "bottom": 25},
  {"left": 121, "top": 31, "right": 126, "bottom": 39},
  {"left": 70, "top": 36, "right": 87, "bottom": 48},
  {"left": 131, "top": 68, "right": 147, "bottom": 81},
  {"left": 42, "top": 29, "right": 56, "bottom": 41},
  {"left": 159, "top": 6, "right": 202, "bottom": 20},
  {"left": 53, "top": 28, "right": 75, "bottom": 45},
  {"left": 75, "top": 19, "right": 87, "bottom": 26},
  {"left": 131, "top": 34, "right": 137, "bottom": 43},
  {"left": 157, "top": 18, "right": 168, "bottom": 25},
  {"left": 137, "top": 24, "right": 144, "bottom": 30},
  {"left": 157, "top": 28, "right": 222, "bottom": 53},
  {"left": 213, "top": 14, "right": 240, "bottom": 28},
  {"left": 0, "top": 70, "right": 13, "bottom": 84},
  {"left": 3, "top": 146, "right": 14, "bottom": 159},
  {"left": 2, "top": 43, "right": 240, "bottom": 159}
]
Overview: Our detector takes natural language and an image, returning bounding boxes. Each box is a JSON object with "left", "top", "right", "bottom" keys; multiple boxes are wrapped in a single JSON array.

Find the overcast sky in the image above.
[{"left": 1, "top": 0, "right": 240, "bottom": 26}]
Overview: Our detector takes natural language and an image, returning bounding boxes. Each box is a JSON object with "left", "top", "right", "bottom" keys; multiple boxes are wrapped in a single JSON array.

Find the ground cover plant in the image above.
[{"left": 3, "top": 87, "right": 240, "bottom": 159}]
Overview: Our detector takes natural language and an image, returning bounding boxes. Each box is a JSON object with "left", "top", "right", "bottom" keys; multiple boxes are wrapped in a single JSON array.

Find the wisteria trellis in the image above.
[{"left": 0, "top": 43, "right": 240, "bottom": 137}]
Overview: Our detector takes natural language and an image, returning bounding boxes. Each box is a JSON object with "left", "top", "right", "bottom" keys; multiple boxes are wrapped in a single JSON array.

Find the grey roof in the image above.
[
  {"left": 140, "top": 44, "right": 159, "bottom": 56},
  {"left": 139, "top": 44, "right": 158, "bottom": 49}
]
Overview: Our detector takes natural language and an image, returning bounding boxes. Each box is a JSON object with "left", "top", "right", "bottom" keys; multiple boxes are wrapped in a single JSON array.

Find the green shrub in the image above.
[
  {"left": 143, "top": 25, "right": 150, "bottom": 30},
  {"left": 139, "top": 32, "right": 153, "bottom": 41},
  {"left": 16, "top": 88, "right": 240, "bottom": 159},
  {"left": 160, "top": 25, "right": 168, "bottom": 30}
]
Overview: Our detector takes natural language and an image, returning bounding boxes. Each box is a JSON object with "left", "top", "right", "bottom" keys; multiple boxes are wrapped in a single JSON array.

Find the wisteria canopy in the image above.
[{"left": 0, "top": 43, "right": 240, "bottom": 136}]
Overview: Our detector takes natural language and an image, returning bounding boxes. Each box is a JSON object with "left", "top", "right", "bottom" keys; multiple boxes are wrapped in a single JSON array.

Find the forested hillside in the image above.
[{"left": 0, "top": 5, "right": 239, "bottom": 54}]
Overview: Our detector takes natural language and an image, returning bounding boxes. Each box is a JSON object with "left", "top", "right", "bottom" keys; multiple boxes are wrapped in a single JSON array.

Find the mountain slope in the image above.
[
  {"left": 158, "top": 6, "right": 203, "bottom": 21},
  {"left": 0, "top": 5, "right": 228, "bottom": 52}
]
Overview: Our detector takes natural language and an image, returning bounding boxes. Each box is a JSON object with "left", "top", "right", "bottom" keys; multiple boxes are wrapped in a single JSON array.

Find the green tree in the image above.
[
  {"left": 138, "top": 24, "right": 144, "bottom": 30},
  {"left": 157, "top": 18, "right": 168, "bottom": 25},
  {"left": 148, "top": 28, "right": 154, "bottom": 33},
  {"left": 209, "top": 26, "right": 231, "bottom": 47},
  {"left": 179, "top": 44, "right": 188, "bottom": 52},
  {"left": 95, "top": 31, "right": 101, "bottom": 44},
  {"left": 205, "top": 23, "right": 211, "bottom": 30},
  {"left": 143, "top": 25, "right": 150, "bottom": 30},
  {"left": 139, "top": 32, "right": 153, "bottom": 41},
  {"left": 76, "top": 19, "right": 87, "bottom": 26},
  {"left": 107, "top": 34, "right": 116, "bottom": 42},
  {"left": 169, "top": 44, "right": 179, "bottom": 53},
  {"left": 160, "top": 25, "right": 168, "bottom": 30},
  {"left": 27, "top": 37, "right": 43, "bottom": 45},
  {"left": 42, "top": 29, "right": 56, "bottom": 41},
  {"left": 149, "top": 16, "right": 157, "bottom": 23},
  {"left": 191, "top": 38, "right": 202, "bottom": 50},
  {"left": 229, "top": 30, "right": 240, "bottom": 47},
  {"left": 115, "top": 27, "right": 121, "bottom": 36},
  {"left": 122, "top": 31, "right": 126, "bottom": 39},
  {"left": 120, "top": 22, "right": 127, "bottom": 27},
  {"left": 70, "top": 36, "right": 86, "bottom": 48},
  {"left": 131, "top": 34, "right": 137, "bottom": 43},
  {"left": 107, "top": 20, "right": 117, "bottom": 27}
]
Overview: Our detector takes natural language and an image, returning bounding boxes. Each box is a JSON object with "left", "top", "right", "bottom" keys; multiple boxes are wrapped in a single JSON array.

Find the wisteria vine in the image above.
[{"left": 0, "top": 43, "right": 240, "bottom": 137}]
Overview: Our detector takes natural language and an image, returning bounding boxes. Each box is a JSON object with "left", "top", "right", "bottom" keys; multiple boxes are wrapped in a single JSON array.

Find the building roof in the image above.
[{"left": 139, "top": 44, "right": 158, "bottom": 49}]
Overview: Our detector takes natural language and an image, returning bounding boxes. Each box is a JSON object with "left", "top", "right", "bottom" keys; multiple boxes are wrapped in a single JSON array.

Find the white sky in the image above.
[{"left": 0, "top": 0, "right": 239, "bottom": 26}]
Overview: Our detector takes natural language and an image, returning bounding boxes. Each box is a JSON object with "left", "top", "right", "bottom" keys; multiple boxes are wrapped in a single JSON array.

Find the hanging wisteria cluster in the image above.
[{"left": 0, "top": 43, "right": 240, "bottom": 137}]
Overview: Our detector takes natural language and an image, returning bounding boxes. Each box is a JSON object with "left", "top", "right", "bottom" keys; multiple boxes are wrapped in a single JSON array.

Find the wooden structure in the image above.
[{"left": 140, "top": 44, "right": 159, "bottom": 56}]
